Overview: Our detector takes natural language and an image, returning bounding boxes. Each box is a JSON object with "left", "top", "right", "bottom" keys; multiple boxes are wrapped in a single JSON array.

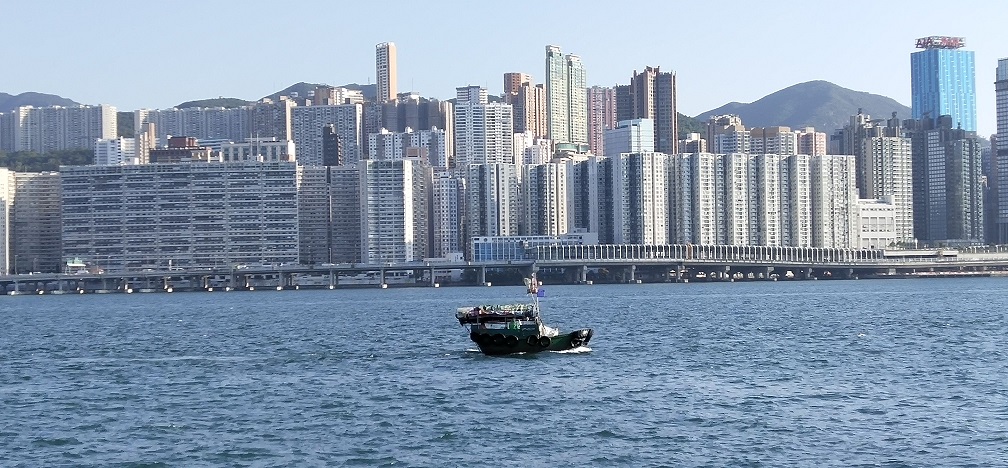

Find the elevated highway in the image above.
[{"left": 4, "top": 245, "right": 1008, "bottom": 294}]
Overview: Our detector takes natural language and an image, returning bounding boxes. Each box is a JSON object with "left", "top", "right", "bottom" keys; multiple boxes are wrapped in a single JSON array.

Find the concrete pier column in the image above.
[
  {"left": 676, "top": 264, "right": 684, "bottom": 282},
  {"left": 579, "top": 265, "right": 588, "bottom": 284},
  {"left": 803, "top": 267, "right": 813, "bottom": 280},
  {"left": 628, "top": 265, "right": 636, "bottom": 283},
  {"left": 478, "top": 266, "right": 486, "bottom": 285}
]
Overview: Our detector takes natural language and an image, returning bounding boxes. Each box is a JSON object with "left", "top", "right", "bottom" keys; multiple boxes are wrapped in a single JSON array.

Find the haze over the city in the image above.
[{"left": 2, "top": 0, "right": 1006, "bottom": 136}]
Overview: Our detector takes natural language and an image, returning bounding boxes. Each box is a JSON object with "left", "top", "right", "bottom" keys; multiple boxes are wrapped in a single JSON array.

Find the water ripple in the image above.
[{"left": 1, "top": 279, "right": 1007, "bottom": 466}]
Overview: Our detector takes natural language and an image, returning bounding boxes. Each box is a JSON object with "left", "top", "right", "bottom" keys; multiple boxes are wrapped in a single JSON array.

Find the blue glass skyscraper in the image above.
[{"left": 910, "top": 36, "right": 977, "bottom": 132}]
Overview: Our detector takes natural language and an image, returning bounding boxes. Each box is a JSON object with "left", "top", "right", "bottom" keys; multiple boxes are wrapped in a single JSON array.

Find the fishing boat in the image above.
[{"left": 455, "top": 275, "right": 593, "bottom": 356}]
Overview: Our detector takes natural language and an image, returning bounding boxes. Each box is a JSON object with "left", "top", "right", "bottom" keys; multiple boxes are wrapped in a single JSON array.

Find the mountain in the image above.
[
  {"left": 176, "top": 97, "right": 250, "bottom": 109},
  {"left": 694, "top": 80, "right": 911, "bottom": 133},
  {"left": 0, "top": 91, "right": 80, "bottom": 113},
  {"left": 260, "top": 82, "right": 378, "bottom": 103}
]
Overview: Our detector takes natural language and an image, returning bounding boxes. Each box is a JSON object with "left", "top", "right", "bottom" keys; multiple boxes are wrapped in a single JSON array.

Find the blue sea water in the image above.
[{"left": 1, "top": 278, "right": 1007, "bottom": 467}]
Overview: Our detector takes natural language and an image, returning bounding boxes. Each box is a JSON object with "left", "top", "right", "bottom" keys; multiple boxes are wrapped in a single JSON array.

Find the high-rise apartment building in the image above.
[
  {"left": 296, "top": 165, "right": 331, "bottom": 265},
  {"left": 359, "top": 158, "right": 430, "bottom": 263},
  {"left": 61, "top": 162, "right": 300, "bottom": 272},
  {"left": 247, "top": 98, "right": 294, "bottom": 141},
  {"left": 910, "top": 36, "right": 976, "bottom": 132},
  {"left": 376, "top": 42, "right": 398, "bottom": 103},
  {"left": 863, "top": 135, "right": 913, "bottom": 243},
  {"left": 368, "top": 127, "right": 449, "bottom": 167},
  {"left": 431, "top": 169, "right": 464, "bottom": 257},
  {"left": 609, "top": 152, "right": 668, "bottom": 244},
  {"left": 797, "top": 127, "right": 828, "bottom": 156},
  {"left": 522, "top": 162, "right": 571, "bottom": 236},
  {"left": 993, "top": 58, "right": 1008, "bottom": 243},
  {"left": 0, "top": 169, "right": 14, "bottom": 274},
  {"left": 380, "top": 93, "right": 452, "bottom": 137},
  {"left": 330, "top": 165, "right": 361, "bottom": 263},
  {"left": 750, "top": 127, "right": 798, "bottom": 155},
  {"left": 313, "top": 85, "right": 365, "bottom": 106},
  {"left": 545, "top": 45, "right": 587, "bottom": 147},
  {"left": 291, "top": 104, "right": 363, "bottom": 166},
  {"left": 603, "top": 119, "right": 655, "bottom": 157},
  {"left": 12, "top": 172, "right": 62, "bottom": 273},
  {"left": 832, "top": 111, "right": 914, "bottom": 244},
  {"left": 1, "top": 105, "right": 116, "bottom": 153},
  {"left": 907, "top": 115, "right": 984, "bottom": 244},
  {"left": 810, "top": 155, "right": 859, "bottom": 248},
  {"left": 626, "top": 67, "right": 678, "bottom": 154},
  {"left": 466, "top": 163, "right": 520, "bottom": 243},
  {"left": 705, "top": 115, "right": 749, "bottom": 154},
  {"left": 135, "top": 106, "right": 248, "bottom": 144},
  {"left": 668, "top": 153, "right": 852, "bottom": 248},
  {"left": 94, "top": 137, "right": 138, "bottom": 165},
  {"left": 512, "top": 81, "right": 547, "bottom": 139},
  {"left": 453, "top": 86, "right": 514, "bottom": 170},
  {"left": 504, "top": 73, "right": 532, "bottom": 102},
  {"left": 587, "top": 86, "right": 617, "bottom": 156},
  {"left": 513, "top": 131, "right": 553, "bottom": 165}
]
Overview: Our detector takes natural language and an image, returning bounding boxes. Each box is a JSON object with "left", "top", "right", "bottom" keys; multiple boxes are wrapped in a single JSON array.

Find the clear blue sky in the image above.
[{"left": 2, "top": 0, "right": 1006, "bottom": 136}]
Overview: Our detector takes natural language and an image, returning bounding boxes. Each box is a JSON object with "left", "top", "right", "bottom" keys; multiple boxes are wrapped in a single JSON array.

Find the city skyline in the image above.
[{"left": 3, "top": 0, "right": 1007, "bottom": 137}]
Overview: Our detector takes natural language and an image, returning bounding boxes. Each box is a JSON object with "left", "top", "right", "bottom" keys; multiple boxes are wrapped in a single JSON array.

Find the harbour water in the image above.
[{"left": 2, "top": 278, "right": 1007, "bottom": 467}]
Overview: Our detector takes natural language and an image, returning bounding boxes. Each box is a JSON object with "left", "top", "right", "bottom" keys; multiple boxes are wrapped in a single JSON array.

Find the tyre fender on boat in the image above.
[
  {"left": 526, "top": 335, "right": 539, "bottom": 346},
  {"left": 505, "top": 335, "right": 519, "bottom": 347},
  {"left": 538, "top": 336, "right": 551, "bottom": 348},
  {"left": 492, "top": 334, "right": 505, "bottom": 345}
]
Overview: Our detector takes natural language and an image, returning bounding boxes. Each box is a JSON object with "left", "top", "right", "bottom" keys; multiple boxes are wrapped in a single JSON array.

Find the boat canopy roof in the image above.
[{"left": 456, "top": 303, "right": 538, "bottom": 324}]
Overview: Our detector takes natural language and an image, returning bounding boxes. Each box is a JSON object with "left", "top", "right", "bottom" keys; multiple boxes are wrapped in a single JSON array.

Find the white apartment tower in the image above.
[
  {"left": 522, "top": 162, "right": 572, "bottom": 236},
  {"left": 466, "top": 163, "right": 520, "bottom": 242},
  {"left": 0, "top": 169, "right": 13, "bottom": 274},
  {"left": 453, "top": 86, "right": 514, "bottom": 170},
  {"left": 431, "top": 170, "right": 464, "bottom": 258},
  {"left": 359, "top": 159, "right": 430, "bottom": 263},
  {"left": 376, "top": 42, "right": 398, "bottom": 103},
  {"left": 669, "top": 153, "right": 827, "bottom": 247},
  {"left": 864, "top": 136, "right": 914, "bottom": 243},
  {"left": 2, "top": 105, "right": 116, "bottom": 153},
  {"left": 610, "top": 152, "right": 668, "bottom": 244},
  {"left": 810, "top": 155, "right": 859, "bottom": 248}
]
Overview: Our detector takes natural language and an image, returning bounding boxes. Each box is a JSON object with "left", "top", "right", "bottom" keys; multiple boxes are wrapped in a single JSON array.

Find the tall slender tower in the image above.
[
  {"left": 587, "top": 86, "right": 616, "bottom": 156},
  {"left": 994, "top": 58, "right": 1008, "bottom": 243},
  {"left": 910, "top": 36, "right": 976, "bottom": 132},
  {"left": 546, "top": 45, "right": 587, "bottom": 148},
  {"left": 376, "top": 42, "right": 398, "bottom": 103}
]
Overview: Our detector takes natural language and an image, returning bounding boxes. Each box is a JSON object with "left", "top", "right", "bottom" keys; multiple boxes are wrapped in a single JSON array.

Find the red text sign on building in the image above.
[{"left": 915, "top": 36, "right": 965, "bottom": 49}]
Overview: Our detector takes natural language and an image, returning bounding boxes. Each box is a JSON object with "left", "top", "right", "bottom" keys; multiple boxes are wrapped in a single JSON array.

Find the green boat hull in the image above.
[{"left": 469, "top": 328, "right": 593, "bottom": 356}]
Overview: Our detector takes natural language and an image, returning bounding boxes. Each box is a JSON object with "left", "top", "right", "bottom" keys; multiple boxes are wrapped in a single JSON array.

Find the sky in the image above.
[{"left": 2, "top": 0, "right": 1006, "bottom": 136}]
